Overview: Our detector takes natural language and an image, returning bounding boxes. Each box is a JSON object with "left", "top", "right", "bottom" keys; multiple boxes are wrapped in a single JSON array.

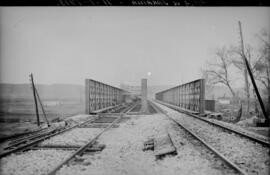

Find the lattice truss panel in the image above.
[
  {"left": 155, "top": 79, "right": 205, "bottom": 114},
  {"left": 85, "top": 79, "right": 124, "bottom": 114}
]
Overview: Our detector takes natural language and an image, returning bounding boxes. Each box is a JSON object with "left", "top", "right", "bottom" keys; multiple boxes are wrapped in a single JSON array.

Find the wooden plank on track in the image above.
[
  {"left": 154, "top": 133, "right": 176, "bottom": 158},
  {"left": 79, "top": 124, "right": 120, "bottom": 128},
  {"left": 34, "top": 144, "right": 106, "bottom": 152}
]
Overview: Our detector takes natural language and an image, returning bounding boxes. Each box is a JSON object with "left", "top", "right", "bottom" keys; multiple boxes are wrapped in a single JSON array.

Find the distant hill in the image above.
[
  {"left": 0, "top": 83, "right": 84, "bottom": 102},
  {"left": 0, "top": 83, "right": 250, "bottom": 103}
]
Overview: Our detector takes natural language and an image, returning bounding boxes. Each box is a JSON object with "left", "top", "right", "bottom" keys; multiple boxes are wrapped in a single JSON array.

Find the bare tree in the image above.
[
  {"left": 203, "top": 47, "right": 236, "bottom": 97},
  {"left": 255, "top": 30, "right": 270, "bottom": 115}
]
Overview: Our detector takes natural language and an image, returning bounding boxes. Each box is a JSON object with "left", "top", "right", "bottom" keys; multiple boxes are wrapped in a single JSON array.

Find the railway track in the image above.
[
  {"left": 0, "top": 115, "right": 102, "bottom": 159},
  {"left": 0, "top": 103, "right": 136, "bottom": 175},
  {"left": 0, "top": 104, "right": 132, "bottom": 159},
  {"left": 150, "top": 101, "right": 269, "bottom": 175},
  {"left": 155, "top": 100, "right": 269, "bottom": 146},
  {"left": 0, "top": 127, "right": 48, "bottom": 143},
  {"left": 46, "top": 103, "right": 135, "bottom": 175}
]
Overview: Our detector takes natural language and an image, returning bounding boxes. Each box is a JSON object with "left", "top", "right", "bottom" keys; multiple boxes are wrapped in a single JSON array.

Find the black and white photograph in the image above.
[{"left": 0, "top": 7, "right": 269, "bottom": 175}]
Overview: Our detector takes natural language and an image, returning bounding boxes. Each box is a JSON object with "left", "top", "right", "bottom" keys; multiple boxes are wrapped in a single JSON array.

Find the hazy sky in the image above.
[{"left": 0, "top": 7, "right": 269, "bottom": 87}]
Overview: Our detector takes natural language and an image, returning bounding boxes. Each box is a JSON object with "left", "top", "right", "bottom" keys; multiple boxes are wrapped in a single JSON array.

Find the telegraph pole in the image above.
[
  {"left": 35, "top": 87, "right": 50, "bottom": 127},
  {"left": 238, "top": 22, "right": 250, "bottom": 115},
  {"left": 238, "top": 21, "right": 269, "bottom": 123},
  {"left": 30, "top": 73, "right": 40, "bottom": 126}
]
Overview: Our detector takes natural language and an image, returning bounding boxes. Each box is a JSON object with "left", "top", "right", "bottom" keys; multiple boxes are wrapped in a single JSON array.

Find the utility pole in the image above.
[
  {"left": 238, "top": 21, "right": 269, "bottom": 123},
  {"left": 30, "top": 73, "right": 40, "bottom": 126},
  {"left": 35, "top": 87, "right": 50, "bottom": 127},
  {"left": 238, "top": 22, "right": 250, "bottom": 114}
]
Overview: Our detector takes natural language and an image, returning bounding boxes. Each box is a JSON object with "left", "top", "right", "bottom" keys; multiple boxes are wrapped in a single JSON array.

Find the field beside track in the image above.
[{"left": 0, "top": 99, "right": 84, "bottom": 138}]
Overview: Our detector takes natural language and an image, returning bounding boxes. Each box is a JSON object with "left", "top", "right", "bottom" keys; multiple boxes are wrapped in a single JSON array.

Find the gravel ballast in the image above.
[
  {"left": 56, "top": 113, "right": 236, "bottom": 175},
  {"left": 204, "top": 118, "right": 269, "bottom": 142},
  {"left": 40, "top": 128, "right": 102, "bottom": 146},
  {"left": 154, "top": 101, "right": 270, "bottom": 175},
  {"left": 0, "top": 150, "right": 71, "bottom": 175}
]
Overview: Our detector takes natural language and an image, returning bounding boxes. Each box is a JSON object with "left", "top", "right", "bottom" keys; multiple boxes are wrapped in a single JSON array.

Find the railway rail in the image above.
[
  {"left": 0, "top": 127, "right": 48, "bottom": 143},
  {"left": 155, "top": 100, "right": 270, "bottom": 146},
  {"left": 150, "top": 101, "right": 269, "bottom": 175}
]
